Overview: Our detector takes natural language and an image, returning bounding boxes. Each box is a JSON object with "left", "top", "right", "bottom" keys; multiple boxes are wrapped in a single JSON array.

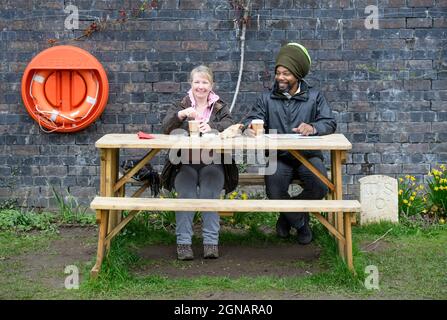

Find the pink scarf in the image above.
[{"left": 187, "top": 89, "right": 219, "bottom": 123}]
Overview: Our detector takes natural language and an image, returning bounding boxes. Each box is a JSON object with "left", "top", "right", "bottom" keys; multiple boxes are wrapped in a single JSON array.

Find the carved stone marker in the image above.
[{"left": 359, "top": 175, "right": 398, "bottom": 225}]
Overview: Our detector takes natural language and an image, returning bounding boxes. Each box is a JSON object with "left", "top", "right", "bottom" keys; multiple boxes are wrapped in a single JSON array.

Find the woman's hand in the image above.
[
  {"left": 199, "top": 122, "right": 212, "bottom": 133},
  {"left": 178, "top": 107, "right": 197, "bottom": 120}
]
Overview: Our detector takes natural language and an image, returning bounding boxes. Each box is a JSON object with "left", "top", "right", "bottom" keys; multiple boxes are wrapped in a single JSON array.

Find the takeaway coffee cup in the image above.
[
  {"left": 188, "top": 120, "right": 200, "bottom": 137},
  {"left": 251, "top": 119, "right": 264, "bottom": 136}
]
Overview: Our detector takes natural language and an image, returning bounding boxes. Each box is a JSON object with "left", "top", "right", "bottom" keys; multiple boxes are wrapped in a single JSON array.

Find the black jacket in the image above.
[
  {"left": 160, "top": 96, "right": 239, "bottom": 194},
  {"left": 243, "top": 81, "right": 337, "bottom": 160}
]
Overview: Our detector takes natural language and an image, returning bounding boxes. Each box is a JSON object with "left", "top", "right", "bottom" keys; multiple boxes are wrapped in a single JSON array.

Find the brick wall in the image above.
[{"left": 0, "top": 0, "right": 446, "bottom": 207}]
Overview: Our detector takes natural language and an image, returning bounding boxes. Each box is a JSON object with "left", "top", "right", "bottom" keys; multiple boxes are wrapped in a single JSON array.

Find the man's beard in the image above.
[{"left": 276, "top": 80, "right": 291, "bottom": 93}]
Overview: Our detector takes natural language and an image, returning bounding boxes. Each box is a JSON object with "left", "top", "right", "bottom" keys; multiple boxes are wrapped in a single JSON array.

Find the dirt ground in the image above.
[
  {"left": 134, "top": 243, "right": 321, "bottom": 278},
  {"left": 6, "top": 226, "right": 324, "bottom": 295}
]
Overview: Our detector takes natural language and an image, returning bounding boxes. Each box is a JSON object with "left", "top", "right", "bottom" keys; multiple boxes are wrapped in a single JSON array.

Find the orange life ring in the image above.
[
  {"left": 30, "top": 70, "right": 99, "bottom": 125},
  {"left": 21, "top": 45, "right": 109, "bottom": 133}
]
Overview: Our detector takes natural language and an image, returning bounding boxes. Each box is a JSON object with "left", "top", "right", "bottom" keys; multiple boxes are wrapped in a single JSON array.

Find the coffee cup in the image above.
[
  {"left": 188, "top": 120, "right": 200, "bottom": 137},
  {"left": 251, "top": 119, "right": 264, "bottom": 136}
]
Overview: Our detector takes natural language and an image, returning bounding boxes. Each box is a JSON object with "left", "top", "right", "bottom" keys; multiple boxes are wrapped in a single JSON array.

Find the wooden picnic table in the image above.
[{"left": 91, "top": 133, "right": 355, "bottom": 277}]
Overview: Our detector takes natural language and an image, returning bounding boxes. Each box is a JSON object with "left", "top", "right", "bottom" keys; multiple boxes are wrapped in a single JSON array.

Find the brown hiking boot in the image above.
[
  {"left": 177, "top": 244, "right": 194, "bottom": 260},
  {"left": 203, "top": 244, "right": 219, "bottom": 259}
]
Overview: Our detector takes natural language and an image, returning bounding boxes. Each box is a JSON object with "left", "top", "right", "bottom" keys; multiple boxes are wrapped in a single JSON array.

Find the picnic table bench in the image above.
[{"left": 90, "top": 133, "right": 360, "bottom": 278}]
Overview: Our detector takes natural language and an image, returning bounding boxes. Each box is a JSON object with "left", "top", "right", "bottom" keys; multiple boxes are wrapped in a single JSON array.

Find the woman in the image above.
[{"left": 161, "top": 65, "right": 238, "bottom": 260}]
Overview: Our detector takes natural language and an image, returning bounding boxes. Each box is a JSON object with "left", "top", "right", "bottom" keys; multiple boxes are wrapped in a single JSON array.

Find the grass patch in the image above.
[
  {"left": 79, "top": 214, "right": 369, "bottom": 299},
  {"left": 1, "top": 206, "right": 446, "bottom": 299}
]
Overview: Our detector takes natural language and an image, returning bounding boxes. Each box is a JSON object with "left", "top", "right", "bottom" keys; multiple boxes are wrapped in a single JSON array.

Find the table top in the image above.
[{"left": 95, "top": 133, "right": 352, "bottom": 150}]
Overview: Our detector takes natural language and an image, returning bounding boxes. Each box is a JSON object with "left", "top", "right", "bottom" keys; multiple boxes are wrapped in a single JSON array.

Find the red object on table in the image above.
[{"left": 137, "top": 131, "right": 154, "bottom": 139}]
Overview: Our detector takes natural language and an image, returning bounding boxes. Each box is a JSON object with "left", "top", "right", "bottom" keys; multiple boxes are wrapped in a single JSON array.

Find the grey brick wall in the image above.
[{"left": 0, "top": 0, "right": 446, "bottom": 207}]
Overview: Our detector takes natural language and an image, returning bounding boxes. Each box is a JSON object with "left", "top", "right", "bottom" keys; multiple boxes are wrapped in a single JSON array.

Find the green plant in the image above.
[
  {"left": 237, "top": 163, "right": 248, "bottom": 173},
  {"left": 0, "top": 209, "right": 56, "bottom": 232},
  {"left": 398, "top": 175, "right": 426, "bottom": 217},
  {"left": 426, "top": 165, "right": 447, "bottom": 217},
  {"left": 220, "top": 190, "right": 277, "bottom": 229},
  {"left": 149, "top": 189, "right": 178, "bottom": 230},
  {"left": 51, "top": 186, "right": 94, "bottom": 225},
  {"left": 0, "top": 198, "right": 18, "bottom": 210}
]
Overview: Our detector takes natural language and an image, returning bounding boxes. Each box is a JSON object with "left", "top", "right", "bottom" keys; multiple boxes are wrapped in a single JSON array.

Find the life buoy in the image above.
[
  {"left": 30, "top": 70, "right": 99, "bottom": 125},
  {"left": 21, "top": 45, "right": 109, "bottom": 133}
]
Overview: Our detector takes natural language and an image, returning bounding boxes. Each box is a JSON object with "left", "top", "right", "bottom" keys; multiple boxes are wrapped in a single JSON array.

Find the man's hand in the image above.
[
  {"left": 178, "top": 107, "right": 197, "bottom": 120},
  {"left": 199, "top": 122, "right": 212, "bottom": 133},
  {"left": 292, "top": 123, "right": 316, "bottom": 136},
  {"left": 242, "top": 123, "right": 256, "bottom": 137}
]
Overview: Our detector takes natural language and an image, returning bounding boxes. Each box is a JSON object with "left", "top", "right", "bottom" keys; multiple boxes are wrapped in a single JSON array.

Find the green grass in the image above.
[
  {"left": 77, "top": 216, "right": 369, "bottom": 299},
  {"left": 0, "top": 208, "right": 446, "bottom": 299}
]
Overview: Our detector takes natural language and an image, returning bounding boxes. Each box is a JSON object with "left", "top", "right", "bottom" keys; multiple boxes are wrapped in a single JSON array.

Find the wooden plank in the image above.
[
  {"left": 117, "top": 185, "right": 125, "bottom": 224},
  {"left": 313, "top": 213, "right": 345, "bottom": 245},
  {"left": 91, "top": 197, "right": 361, "bottom": 213},
  {"left": 238, "top": 173, "right": 302, "bottom": 186},
  {"left": 288, "top": 150, "right": 335, "bottom": 192},
  {"left": 106, "top": 149, "right": 119, "bottom": 235},
  {"left": 114, "top": 148, "right": 160, "bottom": 192},
  {"left": 218, "top": 211, "right": 234, "bottom": 217},
  {"left": 91, "top": 210, "right": 108, "bottom": 279},
  {"left": 331, "top": 150, "right": 345, "bottom": 258},
  {"left": 132, "top": 182, "right": 151, "bottom": 198},
  {"left": 105, "top": 210, "right": 140, "bottom": 247},
  {"left": 95, "top": 133, "right": 353, "bottom": 150},
  {"left": 344, "top": 212, "right": 354, "bottom": 271}
]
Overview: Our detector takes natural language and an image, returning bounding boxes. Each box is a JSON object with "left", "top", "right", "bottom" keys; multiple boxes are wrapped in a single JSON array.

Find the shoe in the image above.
[
  {"left": 203, "top": 244, "right": 219, "bottom": 259},
  {"left": 177, "top": 244, "right": 194, "bottom": 260},
  {"left": 276, "top": 215, "right": 291, "bottom": 238},
  {"left": 297, "top": 220, "right": 313, "bottom": 245}
]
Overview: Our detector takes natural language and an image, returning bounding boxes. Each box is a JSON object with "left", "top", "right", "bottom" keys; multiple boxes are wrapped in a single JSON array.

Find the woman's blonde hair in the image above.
[{"left": 190, "top": 65, "right": 214, "bottom": 84}]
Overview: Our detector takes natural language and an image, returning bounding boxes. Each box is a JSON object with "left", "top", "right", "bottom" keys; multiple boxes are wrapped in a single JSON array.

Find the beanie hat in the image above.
[{"left": 275, "top": 43, "right": 312, "bottom": 79}]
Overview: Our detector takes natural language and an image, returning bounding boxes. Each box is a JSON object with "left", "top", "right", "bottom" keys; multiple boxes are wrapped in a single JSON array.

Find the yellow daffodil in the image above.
[
  {"left": 405, "top": 175, "right": 410, "bottom": 179},
  {"left": 399, "top": 189, "right": 403, "bottom": 195},
  {"left": 434, "top": 187, "right": 439, "bottom": 191},
  {"left": 399, "top": 178, "right": 403, "bottom": 182},
  {"left": 410, "top": 196, "right": 415, "bottom": 201},
  {"left": 440, "top": 164, "right": 446, "bottom": 171},
  {"left": 241, "top": 193, "right": 248, "bottom": 200},
  {"left": 410, "top": 176, "right": 416, "bottom": 181},
  {"left": 412, "top": 192, "right": 416, "bottom": 196},
  {"left": 403, "top": 199, "right": 408, "bottom": 204}
]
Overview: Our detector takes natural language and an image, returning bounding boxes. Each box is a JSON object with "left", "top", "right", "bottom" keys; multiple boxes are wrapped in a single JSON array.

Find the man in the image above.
[{"left": 243, "top": 42, "right": 336, "bottom": 244}]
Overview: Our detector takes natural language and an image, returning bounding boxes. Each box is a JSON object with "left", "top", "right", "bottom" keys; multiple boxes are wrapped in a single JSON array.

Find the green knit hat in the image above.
[{"left": 275, "top": 43, "right": 312, "bottom": 79}]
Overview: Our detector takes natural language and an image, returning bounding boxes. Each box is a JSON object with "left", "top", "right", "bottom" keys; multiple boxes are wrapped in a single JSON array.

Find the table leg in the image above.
[
  {"left": 117, "top": 185, "right": 125, "bottom": 224},
  {"left": 331, "top": 150, "right": 345, "bottom": 259},
  {"left": 105, "top": 149, "right": 119, "bottom": 245},
  {"left": 344, "top": 212, "right": 354, "bottom": 271},
  {"left": 91, "top": 209, "right": 108, "bottom": 279}
]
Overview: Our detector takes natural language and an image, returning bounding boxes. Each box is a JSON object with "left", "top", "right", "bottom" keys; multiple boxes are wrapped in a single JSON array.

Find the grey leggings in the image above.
[{"left": 174, "top": 164, "right": 225, "bottom": 245}]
